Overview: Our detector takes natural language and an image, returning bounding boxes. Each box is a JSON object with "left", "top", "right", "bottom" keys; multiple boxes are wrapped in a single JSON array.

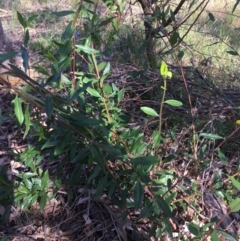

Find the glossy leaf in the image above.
[
  {"left": 134, "top": 181, "right": 144, "bottom": 210},
  {"left": 140, "top": 107, "right": 158, "bottom": 117}
]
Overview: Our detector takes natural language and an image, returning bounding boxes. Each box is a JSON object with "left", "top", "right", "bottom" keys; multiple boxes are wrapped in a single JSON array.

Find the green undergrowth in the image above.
[{"left": 0, "top": 1, "right": 240, "bottom": 240}]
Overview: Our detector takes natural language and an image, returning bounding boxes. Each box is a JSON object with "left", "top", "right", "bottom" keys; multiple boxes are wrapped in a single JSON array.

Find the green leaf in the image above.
[
  {"left": 17, "top": 172, "right": 37, "bottom": 178},
  {"left": 21, "top": 45, "right": 29, "bottom": 72},
  {"left": 89, "top": 145, "right": 105, "bottom": 171},
  {"left": 160, "top": 61, "right": 168, "bottom": 77},
  {"left": 226, "top": 50, "right": 239, "bottom": 56},
  {"left": 210, "top": 230, "right": 220, "bottom": 241},
  {"left": 39, "top": 193, "right": 48, "bottom": 212},
  {"left": 217, "top": 230, "right": 237, "bottom": 241},
  {"left": 187, "top": 222, "right": 200, "bottom": 236},
  {"left": 164, "top": 99, "right": 183, "bottom": 107},
  {"left": 33, "top": 65, "right": 49, "bottom": 76},
  {"left": 12, "top": 96, "right": 24, "bottom": 125},
  {"left": 156, "top": 196, "right": 172, "bottom": 217},
  {"left": 70, "top": 113, "right": 100, "bottom": 126},
  {"left": 232, "top": 0, "right": 240, "bottom": 13},
  {"left": 163, "top": 217, "right": 173, "bottom": 238},
  {"left": 138, "top": 205, "right": 153, "bottom": 220},
  {"left": 163, "top": 154, "right": 176, "bottom": 163},
  {"left": 76, "top": 45, "right": 99, "bottom": 54},
  {"left": 131, "top": 156, "right": 159, "bottom": 166},
  {"left": 230, "top": 198, "right": 240, "bottom": 212},
  {"left": 228, "top": 175, "right": 240, "bottom": 190},
  {"left": 136, "top": 40, "right": 148, "bottom": 55},
  {"left": 0, "top": 52, "right": 18, "bottom": 64},
  {"left": 103, "top": 62, "right": 111, "bottom": 76},
  {"left": 45, "top": 95, "right": 53, "bottom": 120},
  {"left": 24, "top": 29, "right": 30, "bottom": 47},
  {"left": 95, "top": 174, "right": 108, "bottom": 199},
  {"left": 41, "top": 170, "right": 49, "bottom": 190},
  {"left": 17, "top": 11, "right": 27, "bottom": 28},
  {"left": 51, "top": 10, "right": 75, "bottom": 17},
  {"left": 44, "top": 72, "right": 61, "bottom": 86},
  {"left": 23, "top": 176, "right": 33, "bottom": 190},
  {"left": 23, "top": 104, "right": 30, "bottom": 139},
  {"left": 87, "top": 87, "right": 101, "bottom": 98},
  {"left": 140, "top": 107, "right": 158, "bottom": 116},
  {"left": 199, "top": 133, "right": 223, "bottom": 140},
  {"left": 152, "top": 131, "right": 162, "bottom": 148},
  {"left": 208, "top": 12, "right": 215, "bottom": 21},
  {"left": 134, "top": 181, "right": 144, "bottom": 210},
  {"left": 61, "top": 21, "right": 74, "bottom": 41},
  {"left": 169, "top": 32, "right": 179, "bottom": 47},
  {"left": 218, "top": 149, "right": 227, "bottom": 164},
  {"left": 177, "top": 50, "right": 184, "bottom": 60},
  {"left": 44, "top": 51, "right": 57, "bottom": 62}
]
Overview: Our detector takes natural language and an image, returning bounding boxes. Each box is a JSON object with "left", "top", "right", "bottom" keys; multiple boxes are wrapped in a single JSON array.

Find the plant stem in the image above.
[{"left": 159, "top": 78, "right": 167, "bottom": 135}]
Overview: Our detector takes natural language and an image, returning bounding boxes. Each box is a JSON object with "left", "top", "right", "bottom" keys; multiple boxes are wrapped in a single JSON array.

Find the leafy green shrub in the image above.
[{"left": 1, "top": 2, "right": 240, "bottom": 240}]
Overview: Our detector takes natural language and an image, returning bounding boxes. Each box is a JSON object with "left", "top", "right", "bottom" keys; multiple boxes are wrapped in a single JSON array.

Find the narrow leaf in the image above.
[
  {"left": 217, "top": 230, "right": 237, "bottom": 241},
  {"left": 76, "top": 45, "right": 99, "bottom": 54},
  {"left": 17, "top": 11, "right": 27, "bottom": 28},
  {"left": 228, "top": 175, "right": 240, "bottom": 190},
  {"left": 23, "top": 104, "right": 30, "bottom": 139},
  {"left": 226, "top": 50, "right": 239, "bottom": 56},
  {"left": 156, "top": 196, "right": 172, "bottom": 217},
  {"left": 0, "top": 52, "right": 18, "bottom": 64},
  {"left": 12, "top": 96, "right": 24, "bottom": 125},
  {"left": 134, "top": 181, "right": 144, "bottom": 210},
  {"left": 199, "top": 133, "right": 223, "bottom": 140},
  {"left": 131, "top": 156, "right": 159, "bottom": 166},
  {"left": 51, "top": 10, "right": 75, "bottom": 17},
  {"left": 45, "top": 95, "right": 53, "bottom": 120}
]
